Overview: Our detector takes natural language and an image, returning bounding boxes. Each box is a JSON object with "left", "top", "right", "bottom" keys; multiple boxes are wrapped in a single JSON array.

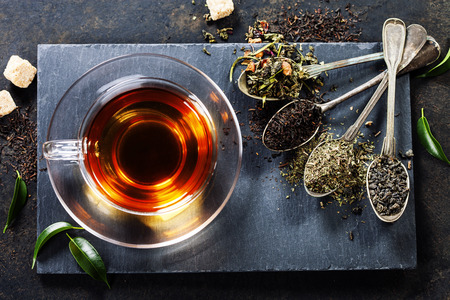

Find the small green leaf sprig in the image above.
[
  {"left": 33, "top": 221, "right": 110, "bottom": 288},
  {"left": 3, "top": 171, "right": 27, "bottom": 233},
  {"left": 417, "top": 108, "right": 450, "bottom": 165}
]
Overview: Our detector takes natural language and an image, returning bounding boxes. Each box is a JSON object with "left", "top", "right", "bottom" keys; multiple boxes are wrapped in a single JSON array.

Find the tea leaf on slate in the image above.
[
  {"left": 229, "top": 42, "right": 275, "bottom": 82},
  {"left": 67, "top": 234, "right": 110, "bottom": 288},
  {"left": 416, "top": 48, "right": 450, "bottom": 78},
  {"left": 3, "top": 171, "right": 27, "bottom": 233},
  {"left": 417, "top": 108, "right": 450, "bottom": 165},
  {"left": 32, "top": 221, "right": 84, "bottom": 269}
]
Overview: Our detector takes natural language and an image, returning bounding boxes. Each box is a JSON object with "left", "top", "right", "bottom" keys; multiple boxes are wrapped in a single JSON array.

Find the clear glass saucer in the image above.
[{"left": 45, "top": 53, "right": 242, "bottom": 248}]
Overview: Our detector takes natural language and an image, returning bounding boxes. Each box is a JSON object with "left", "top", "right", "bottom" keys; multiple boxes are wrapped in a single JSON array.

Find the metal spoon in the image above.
[
  {"left": 238, "top": 52, "right": 384, "bottom": 101},
  {"left": 366, "top": 19, "right": 410, "bottom": 222},
  {"left": 263, "top": 26, "right": 432, "bottom": 152},
  {"left": 303, "top": 22, "right": 426, "bottom": 198}
]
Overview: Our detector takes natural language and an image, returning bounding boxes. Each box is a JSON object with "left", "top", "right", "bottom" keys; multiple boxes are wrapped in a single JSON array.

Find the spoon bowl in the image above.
[
  {"left": 262, "top": 99, "right": 322, "bottom": 151},
  {"left": 366, "top": 156, "right": 410, "bottom": 222}
]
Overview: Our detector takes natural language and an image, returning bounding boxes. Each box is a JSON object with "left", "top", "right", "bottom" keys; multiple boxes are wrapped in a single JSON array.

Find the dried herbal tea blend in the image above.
[
  {"left": 263, "top": 100, "right": 322, "bottom": 151},
  {"left": 280, "top": 133, "right": 327, "bottom": 185},
  {"left": 244, "top": 44, "right": 322, "bottom": 100},
  {"left": 283, "top": 133, "right": 373, "bottom": 205},
  {"left": 332, "top": 139, "right": 374, "bottom": 205},
  {"left": 367, "top": 156, "right": 409, "bottom": 216},
  {"left": 304, "top": 139, "right": 355, "bottom": 194}
]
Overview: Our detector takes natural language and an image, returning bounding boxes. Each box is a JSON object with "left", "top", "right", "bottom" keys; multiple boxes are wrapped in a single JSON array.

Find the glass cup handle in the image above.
[{"left": 43, "top": 140, "right": 81, "bottom": 161}]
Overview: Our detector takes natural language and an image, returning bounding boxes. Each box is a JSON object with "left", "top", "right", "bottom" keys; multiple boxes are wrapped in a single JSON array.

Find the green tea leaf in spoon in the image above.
[
  {"left": 32, "top": 221, "right": 83, "bottom": 269},
  {"left": 416, "top": 48, "right": 450, "bottom": 78},
  {"left": 67, "top": 234, "right": 110, "bottom": 288},
  {"left": 3, "top": 171, "right": 27, "bottom": 233},
  {"left": 417, "top": 108, "right": 450, "bottom": 164}
]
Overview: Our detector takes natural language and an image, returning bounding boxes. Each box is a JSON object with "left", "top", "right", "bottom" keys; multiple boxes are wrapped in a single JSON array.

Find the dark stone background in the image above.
[{"left": 0, "top": 0, "right": 448, "bottom": 298}]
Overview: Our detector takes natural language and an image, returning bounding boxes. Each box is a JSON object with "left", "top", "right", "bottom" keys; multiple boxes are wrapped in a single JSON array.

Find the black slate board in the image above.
[{"left": 37, "top": 43, "right": 416, "bottom": 273}]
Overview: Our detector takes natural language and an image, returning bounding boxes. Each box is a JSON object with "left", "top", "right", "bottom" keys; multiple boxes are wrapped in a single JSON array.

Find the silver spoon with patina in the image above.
[
  {"left": 303, "top": 22, "right": 425, "bottom": 198},
  {"left": 366, "top": 19, "right": 411, "bottom": 222}
]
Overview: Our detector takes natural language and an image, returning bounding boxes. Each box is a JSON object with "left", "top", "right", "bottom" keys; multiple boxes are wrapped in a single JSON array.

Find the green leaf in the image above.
[
  {"left": 416, "top": 48, "right": 450, "bottom": 78},
  {"left": 67, "top": 234, "right": 110, "bottom": 288},
  {"left": 417, "top": 108, "right": 450, "bottom": 164},
  {"left": 3, "top": 171, "right": 28, "bottom": 233},
  {"left": 32, "top": 221, "right": 83, "bottom": 269}
]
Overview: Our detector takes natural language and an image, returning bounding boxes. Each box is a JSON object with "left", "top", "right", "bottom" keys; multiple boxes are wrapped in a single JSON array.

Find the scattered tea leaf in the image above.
[
  {"left": 229, "top": 42, "right": 275, "bottom": 82},
  {"left": 416, "top": 48, "right": 450, "bottom": 78},
  {"left": 202, "top": 30, "right": 216, "bottom": 43},
  {"left": 32, "top": 221, "right": 84, "bottom": 269},
  {"left": 417, "top": 108, "right": 450, "bottom": 164},
  {"left": 3, "top": 171, "right": 27, "bottom": 233},
  {"left": 202, "top": 47, "right": 211, "bottom": 56},
  {"left": 67, "top": 234, "right": 110, "bottom": 288},
  {"left": 217, "top": 27, "right": 233, "bottom": 40}
]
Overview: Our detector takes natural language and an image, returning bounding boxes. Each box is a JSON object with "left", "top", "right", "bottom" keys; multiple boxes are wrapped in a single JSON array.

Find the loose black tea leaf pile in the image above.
[
  {"left": 263, "top": 100, "right": 322, "bottom": 151},
  {"left": 367, "top": 156, "right": 409, "bottom": 216},
  {"left": 274, "top": 5, "right": 362, "bottom": 43},
  {"left": 0, "top": 108, "right": 37, "bottom": 183}
]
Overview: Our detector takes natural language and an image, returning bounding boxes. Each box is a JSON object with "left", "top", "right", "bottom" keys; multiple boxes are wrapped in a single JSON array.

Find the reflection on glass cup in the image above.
[{"left": 43, "top": 54, "right": 242, "bottom": 247}]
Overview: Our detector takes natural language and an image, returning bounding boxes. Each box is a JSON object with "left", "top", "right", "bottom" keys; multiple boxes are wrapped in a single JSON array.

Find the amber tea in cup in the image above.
[{"left": 45, "top": 78, "right": 217, "bottom": 215}]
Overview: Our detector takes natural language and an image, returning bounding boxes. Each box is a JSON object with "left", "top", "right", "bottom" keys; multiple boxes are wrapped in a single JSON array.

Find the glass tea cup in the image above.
[{"left": 43, "top": 54, "right": 242, "bottom": 248}]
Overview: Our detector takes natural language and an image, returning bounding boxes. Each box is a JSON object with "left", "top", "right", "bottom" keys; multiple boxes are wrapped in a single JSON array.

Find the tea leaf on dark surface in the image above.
[
  {"left": 32, "top": 221, "right": 84, "bottom": 269},
  {"left": 229, "top": 43, "right": 275, "bottom": 82},
  {"left": 417, "top": 108, "right": 450, "bottom": 165},
  {"left": 416, "top": 48, "right": 450, "bottom": 78},
  {"left": 3, "top": 171, "right": 27, "bottom": 233},
  {"left": 67, "top": 234, "right": 110, "bottom": 288}
]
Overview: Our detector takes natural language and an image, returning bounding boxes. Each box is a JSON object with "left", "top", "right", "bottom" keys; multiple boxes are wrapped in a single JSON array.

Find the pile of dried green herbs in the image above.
[
  {"left": 281, "top": 132, "right": 374, "bottom": 205},
  {"left": 304, "top": 138, "right": 355, "bottom": 194}
]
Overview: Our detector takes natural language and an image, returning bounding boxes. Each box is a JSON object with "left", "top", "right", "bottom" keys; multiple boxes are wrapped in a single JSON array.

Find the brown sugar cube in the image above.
[
  {"left": 4, "top": 55, "right": 37, "bottom": 88},
  {"left": 206, "top": 0, "right": 234, "bottom": 20},
  {"left": 0, "top": 90, "right": 17, "bottom": 117}
]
